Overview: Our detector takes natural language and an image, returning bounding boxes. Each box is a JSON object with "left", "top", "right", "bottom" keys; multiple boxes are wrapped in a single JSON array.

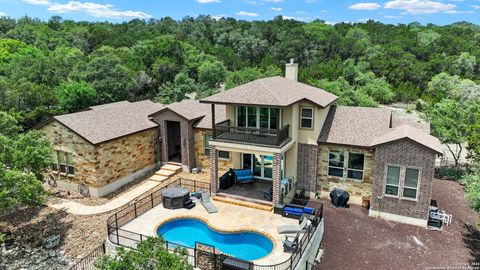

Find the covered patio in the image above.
[{"left": 218, "top": 179, "right": 273, "bottom": 202}]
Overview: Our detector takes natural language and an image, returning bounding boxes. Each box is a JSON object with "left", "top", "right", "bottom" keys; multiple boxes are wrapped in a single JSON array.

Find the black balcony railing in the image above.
[{"left": 214, "top": 123, "right": 290, "bottom": 147}]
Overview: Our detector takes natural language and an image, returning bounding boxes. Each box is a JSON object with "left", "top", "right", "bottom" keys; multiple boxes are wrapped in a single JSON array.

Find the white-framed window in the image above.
[
  {"left": 385, "top": 165, "right": 400, "bottom": 197},
  {"left": 53, "top": 150, "right": 75, "bottom": 175},
  {"left": 204, "top": 133, "right": 230, "bottom": 159},
  {"left": 300, "top": 107, "right": 314, "bottom": 129},
  {"left": 328, "top": 150, "right": 344, "bottom": 177},
  {"left": 347, "top": 153, "right": 365, "bottom": 180},
  {"left": 384, "top": 165, "right": 420, "bottom": 200},
  {"left": 403, "top": 168, "right": 420, "bottom": 199}
]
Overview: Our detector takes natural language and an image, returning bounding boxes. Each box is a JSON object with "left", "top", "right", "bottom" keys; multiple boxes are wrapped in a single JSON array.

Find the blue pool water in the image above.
[{"left": 156, "top": 218, "right": 274, "bottom": 261}]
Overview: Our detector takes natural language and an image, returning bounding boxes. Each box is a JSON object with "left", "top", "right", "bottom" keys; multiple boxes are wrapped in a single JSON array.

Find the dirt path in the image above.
[{"left": 318, "top": 179, "right": 479, "bottom": 269}]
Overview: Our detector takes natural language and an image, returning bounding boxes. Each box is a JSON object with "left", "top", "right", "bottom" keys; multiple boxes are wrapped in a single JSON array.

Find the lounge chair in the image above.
[
  {"left": 277, "top": 217, "right": 310, "bottom": 234},
  {"left": 283, "top": 232, "right": 300, "bottom": 253},
  {"left": 200, "top": 192, "right": 218, "bottom": 214}
]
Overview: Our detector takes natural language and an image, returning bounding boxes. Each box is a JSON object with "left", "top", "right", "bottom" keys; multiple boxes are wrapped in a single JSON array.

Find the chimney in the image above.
[{"left": 285, "top": 59, "right": 298, "bottom": 81}]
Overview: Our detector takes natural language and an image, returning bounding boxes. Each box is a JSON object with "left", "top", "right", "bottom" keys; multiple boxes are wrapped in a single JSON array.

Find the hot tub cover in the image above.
[{"left": 162, "top": 187, "right": 190, "bottom": 198}]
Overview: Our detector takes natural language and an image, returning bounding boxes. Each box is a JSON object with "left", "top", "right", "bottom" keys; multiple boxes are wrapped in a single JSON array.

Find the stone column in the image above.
[
  {"left": 272, "top": 153, "right": 282, "bottom": 205},
  {"left": 209, "top": 146, "right": 219, "bottom": 194}
]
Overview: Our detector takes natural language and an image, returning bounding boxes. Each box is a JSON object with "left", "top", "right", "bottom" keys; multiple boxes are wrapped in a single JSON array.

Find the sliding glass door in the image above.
[
  {"left": 236, "top": 106, "right": 281, "bottom": 130},
  {"left": 242, "top": 153, "right": 274, "bottom": 180}
]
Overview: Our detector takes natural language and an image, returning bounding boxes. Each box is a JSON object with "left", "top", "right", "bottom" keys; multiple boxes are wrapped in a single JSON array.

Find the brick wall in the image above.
[
  {"left": 316, "top": 144, "right": 374, "bottom": 197},
  {"left": 272, "top": 153, "right": 282, "bottom": 204},
  {"left": 371, "top": 139, "right": 436, "bottom": 220},
  {"left": 194, "top": 129, "right": 232, "bottom": 171},
  {"left": 296, "top": 143, "right": 318, "bottom": 193},
  {"left": 150, "top": 110, "right": 195, "bottom": 169}
]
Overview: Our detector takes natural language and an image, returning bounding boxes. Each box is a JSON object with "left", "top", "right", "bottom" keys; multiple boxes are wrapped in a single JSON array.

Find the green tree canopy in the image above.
[{"left": 56, "top": 81, "right": 98, "bottom": 113}]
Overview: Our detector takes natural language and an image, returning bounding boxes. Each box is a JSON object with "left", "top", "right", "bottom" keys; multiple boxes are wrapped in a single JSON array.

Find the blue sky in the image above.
[{"left": 1, "top": 0, "right": 479, "bottom": 25}]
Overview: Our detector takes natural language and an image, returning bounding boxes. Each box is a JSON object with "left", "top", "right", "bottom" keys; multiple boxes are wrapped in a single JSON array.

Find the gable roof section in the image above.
[
  {"left": 318, "top": 106, "right": 392, "bottom": 148},
  {"left": 200, "top": 76, "right": 338, "bottom": 108},
  {"left": 370, "top": 124, "right": 443, "bottom": 154},
  {"left": 391, "top": 114, "right": 430, "bottom": 134},
  {"left": 50, "top": 100, "right": 164, "bottom": 145},
  {"left": 149, "top": 99, "right": 227, "bottom": 129}
]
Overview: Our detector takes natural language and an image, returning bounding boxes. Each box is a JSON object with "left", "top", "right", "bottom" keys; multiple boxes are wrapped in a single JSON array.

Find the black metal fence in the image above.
[{"left": 69, "top": 243, "right": 105, "bottom": 270}]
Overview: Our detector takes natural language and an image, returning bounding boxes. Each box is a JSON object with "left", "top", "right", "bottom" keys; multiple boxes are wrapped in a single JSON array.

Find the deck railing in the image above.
[{"left": 214, "top": 124, "right": 290, "bottom": 147}]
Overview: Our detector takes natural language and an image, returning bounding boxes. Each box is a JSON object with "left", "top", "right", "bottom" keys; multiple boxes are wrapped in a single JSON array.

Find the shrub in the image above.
[{"left": 461, "top": 168, "right": 480, "bottom": 212}]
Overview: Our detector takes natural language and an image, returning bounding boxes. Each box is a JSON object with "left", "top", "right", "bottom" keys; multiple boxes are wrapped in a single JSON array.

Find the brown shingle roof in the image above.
[
  {"left": 318, "top": 106, "right": 392, "bottom": 147},
  {"left": 370, "top": 125, "right": 443, "bottom": 154},
  {"left": 149, "top": 99, "right": 227, "bottom": 129},
  {"left": 52, "top": 100, "right": 164, "bottom": 145},
  {"left": 391, "top": 115, "right": 430, "bottom": 133},
  {"left": 200, "top": 76, "right": 338, "bottom": 108}
]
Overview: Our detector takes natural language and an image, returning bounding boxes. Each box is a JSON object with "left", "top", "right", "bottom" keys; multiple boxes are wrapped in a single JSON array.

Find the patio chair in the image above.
[
  {"left": 283, "top": 232, "right": 300, "bottom": 253},
  {"left": 277, "top": 217, "right": 310, "bottom": 234},
  {"left": 200, "top": 192, "right": 218, "bottom": 214}
]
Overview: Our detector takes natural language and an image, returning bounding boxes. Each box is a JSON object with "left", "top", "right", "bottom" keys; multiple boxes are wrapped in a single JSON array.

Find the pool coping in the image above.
[{"left": 153, "top": 215, "right": 278, "bottom": 262}]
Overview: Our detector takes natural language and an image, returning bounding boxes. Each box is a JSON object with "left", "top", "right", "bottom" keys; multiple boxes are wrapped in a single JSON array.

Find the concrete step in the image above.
[
  {"left": 215, "top": 192, "right": 273, "bottom": 207},
  {"left": 155, "top": 169, "right": 176, "bottom": 177},
  {"left": 213, "top": 196, "right": 273, "bottom": 212},
  {"left": 149, "top": 175, "right": 168, "bottom": 182},
  {"left": 161, "top": 164, "right": 182, "bottom": 173}
]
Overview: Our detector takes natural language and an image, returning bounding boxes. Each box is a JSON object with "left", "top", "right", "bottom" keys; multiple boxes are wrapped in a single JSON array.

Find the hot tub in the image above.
[{"left": 162, "top": 187, "right": 190, "bottom": 209}]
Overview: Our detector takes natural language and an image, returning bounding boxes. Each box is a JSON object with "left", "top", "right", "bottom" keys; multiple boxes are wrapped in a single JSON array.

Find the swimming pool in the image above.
[{"left": 156, "top": 218, "right": 274, "bottom": 261}]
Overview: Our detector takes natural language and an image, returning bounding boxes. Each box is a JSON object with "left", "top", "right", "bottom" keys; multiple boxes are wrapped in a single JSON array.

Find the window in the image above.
[
  {"left": 347, "top": 153, "right": 364, "bottom": 180},
  {"left": 403, "top": 168, "right": 419, "bottom": 199},
  {"left": 328, "top": 151, "right": 344, "bottom": 177},
  {"left": 236, "top": 106, "right": 281, "bottom": 130},
  {"left": 300, "top": 107, "right": 313, "bottom": 129},
  {"left": 204, "top": 134, "right": 230, "bottom": 159},
  {"left": 53, "top": 150, "right": 74, "bottom": 175},
  {"left": 385, "top": 166, "right": 400, "bottom": 196}
]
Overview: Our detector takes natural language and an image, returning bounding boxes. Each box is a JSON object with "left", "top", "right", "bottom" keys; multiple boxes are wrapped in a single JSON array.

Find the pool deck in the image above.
[{"left": 120, "top": 199, "right": 298, "bottom": 265}]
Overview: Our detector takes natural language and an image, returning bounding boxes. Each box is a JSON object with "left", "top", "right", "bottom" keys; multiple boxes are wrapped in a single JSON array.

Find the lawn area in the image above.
[{"left": 319, "top": 179, "right": 480, "bottom": 269}]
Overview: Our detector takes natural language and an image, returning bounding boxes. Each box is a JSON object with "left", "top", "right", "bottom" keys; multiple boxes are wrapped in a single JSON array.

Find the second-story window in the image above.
[
  {"left": 300, "top": 107, "right": 314, "bottom": 129},
  {"left": 236, "top": 106, "right": 280, "bottom": 130}
]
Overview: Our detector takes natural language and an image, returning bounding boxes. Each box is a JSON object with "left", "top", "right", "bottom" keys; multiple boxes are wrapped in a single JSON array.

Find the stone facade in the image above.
[
  {"left": 316, "top": 144, "right": 375, "bottom": 197},
  {"left": 94, "top": 129, "right": 157, "bottom": 187},
  {"left": 150, "top": 110, "right": 195, "bottom": 170},
  {"left": 40, "top": 121, "right": 97, "bottom": 187},
  {"left": 39, "top": 120, "right": 158, "bottom": 196},
  {"left": 296, "top": 143, "right": 318, "bottom": 194},
  {"left": 194, "top": 129, "right": 232, "bottom": 171},
  {"left": 371, "top": 139, "right": 436, "bottom": 220}
]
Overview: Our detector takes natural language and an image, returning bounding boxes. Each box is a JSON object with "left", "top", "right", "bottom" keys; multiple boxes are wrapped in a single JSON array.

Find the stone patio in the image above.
[{"left": 120, "top": 199, "right": 298, "bottom": 265}]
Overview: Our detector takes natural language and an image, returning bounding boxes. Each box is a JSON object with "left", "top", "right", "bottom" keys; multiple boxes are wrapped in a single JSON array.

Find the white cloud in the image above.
[
  {"left": 349, "top": 2, "right": 381, "bottom": 10},
  {"left": 47, "top": 1, "right": 152, "bottom": 19},
  {"left": 236, "top": 11, "right": 259, "bottom": 17},
  {"left": 195, "top": 0, "right": 221, "bottom": 3},
  {"left": 444, "top": 10, "right": 474, "bottom": 14},
  {"left": 271, "top": 7, "right": 282, "bottom": 11},
  {"left": 305, "top": 0, "right": 317, "bottom": 3},
  {"left": 384, "top": 0, "right": 456, "bottom": 14},
  {"left": 212, "top": 14, "right": 226, "bottom": 20},
  {"left": 282, "top": 15, "right": 310, "bottom": 21},
  {"left": 384, "top": 14, "right": 403, "bottom": 18},
  {"left": 0, "top": 11, "right": 6, "bottom": 16},
  {"left": 263, "top": 0, "right": 283, "bottom": 2},
  {"left": 23, "top": 0, "right": 51, "bottom": 5},
  {"left": 471, "top": 5, "right": 480, "bottom": 10}
]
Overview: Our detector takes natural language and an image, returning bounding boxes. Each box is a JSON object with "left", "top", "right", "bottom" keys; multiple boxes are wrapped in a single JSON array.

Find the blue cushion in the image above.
[
  {"left": 237, "top": 176, "right": 252, "bottom": 182},
  {"left": 303, "top": 207, "right": 315, "bottom": 215},
  {"left": 235, "top": 169, "right": 252, "bottom": 177},
  {"left": 284, "top": 207, "right": 303, "bottom": 214}
]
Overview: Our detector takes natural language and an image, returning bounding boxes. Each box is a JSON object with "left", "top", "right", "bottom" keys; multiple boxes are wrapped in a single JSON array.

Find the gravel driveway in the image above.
[{"left": 318, "top": 179, "right": 479, "bottom": 269}]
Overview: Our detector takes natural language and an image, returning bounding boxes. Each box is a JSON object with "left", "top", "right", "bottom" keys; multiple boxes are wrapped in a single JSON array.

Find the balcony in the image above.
[{"left": 213, "top": 121, "right": 290, "bottom": 147}]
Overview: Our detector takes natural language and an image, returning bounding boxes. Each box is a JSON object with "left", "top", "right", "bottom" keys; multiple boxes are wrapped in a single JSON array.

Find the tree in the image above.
[
  {"left": 451, "top": 52, "right": 477, "bottom": 78},
  {"left": 95, "top": 237, "right": 190, "bottom": 270},
  {"left": 461, "top": 166, "right": 480, "bottom": 211},
  {"left": 0, "top": 111, "right": 50, "bottom": 212},
  {"left": 155, "top": 72, "right": 197, "bottom": 104},
  {"left": 224, "top": 66, "right": 281, "bottom": 90},
  {"left": 56, "top": 82, "right": 98, "bottom": 113},
  {"left": 427, "top": 99, "right": 480, "bottom": 170},
  {"left": 198, "top": 60, "right": 227, "bottom": 89}
]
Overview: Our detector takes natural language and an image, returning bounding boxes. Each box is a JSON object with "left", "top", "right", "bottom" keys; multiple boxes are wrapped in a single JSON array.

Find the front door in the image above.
[
  {"left": 242, "top": 154, "right": 273, "bottom": 180},
  {"left": 166, "top": 121, "right": 181, "bottom": 163}
]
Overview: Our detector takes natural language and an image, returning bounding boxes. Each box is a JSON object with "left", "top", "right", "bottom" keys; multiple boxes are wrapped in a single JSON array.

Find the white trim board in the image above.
[{"left": 369, "top": 209, "right": 427, "bottom": 227}]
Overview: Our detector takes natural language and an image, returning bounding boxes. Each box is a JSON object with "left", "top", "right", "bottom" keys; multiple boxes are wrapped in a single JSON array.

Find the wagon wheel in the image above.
[
  {"left": 78, "top": 182, "right": 90, "bottom": 197},
  {"left": 45, "top": 174, "right": 57, "bottom": 187}
]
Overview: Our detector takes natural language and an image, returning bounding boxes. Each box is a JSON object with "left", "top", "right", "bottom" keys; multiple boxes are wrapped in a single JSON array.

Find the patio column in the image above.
[
  {"left": 272, "top": 153, "right": 282, "bottom": 205},
  {"left": 209, "top": 146, "right": 219, "bottom": 194}
]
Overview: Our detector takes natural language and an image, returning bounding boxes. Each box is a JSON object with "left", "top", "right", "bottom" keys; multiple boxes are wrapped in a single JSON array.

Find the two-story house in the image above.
[{"left": 38, "top": 62, "right": 443, "bottom": 227}]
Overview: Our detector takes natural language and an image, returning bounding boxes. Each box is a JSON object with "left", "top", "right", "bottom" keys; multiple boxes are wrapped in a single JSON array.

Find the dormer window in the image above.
[{"left": 300, "top": 107, "right": 314, "bottom": 129}]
